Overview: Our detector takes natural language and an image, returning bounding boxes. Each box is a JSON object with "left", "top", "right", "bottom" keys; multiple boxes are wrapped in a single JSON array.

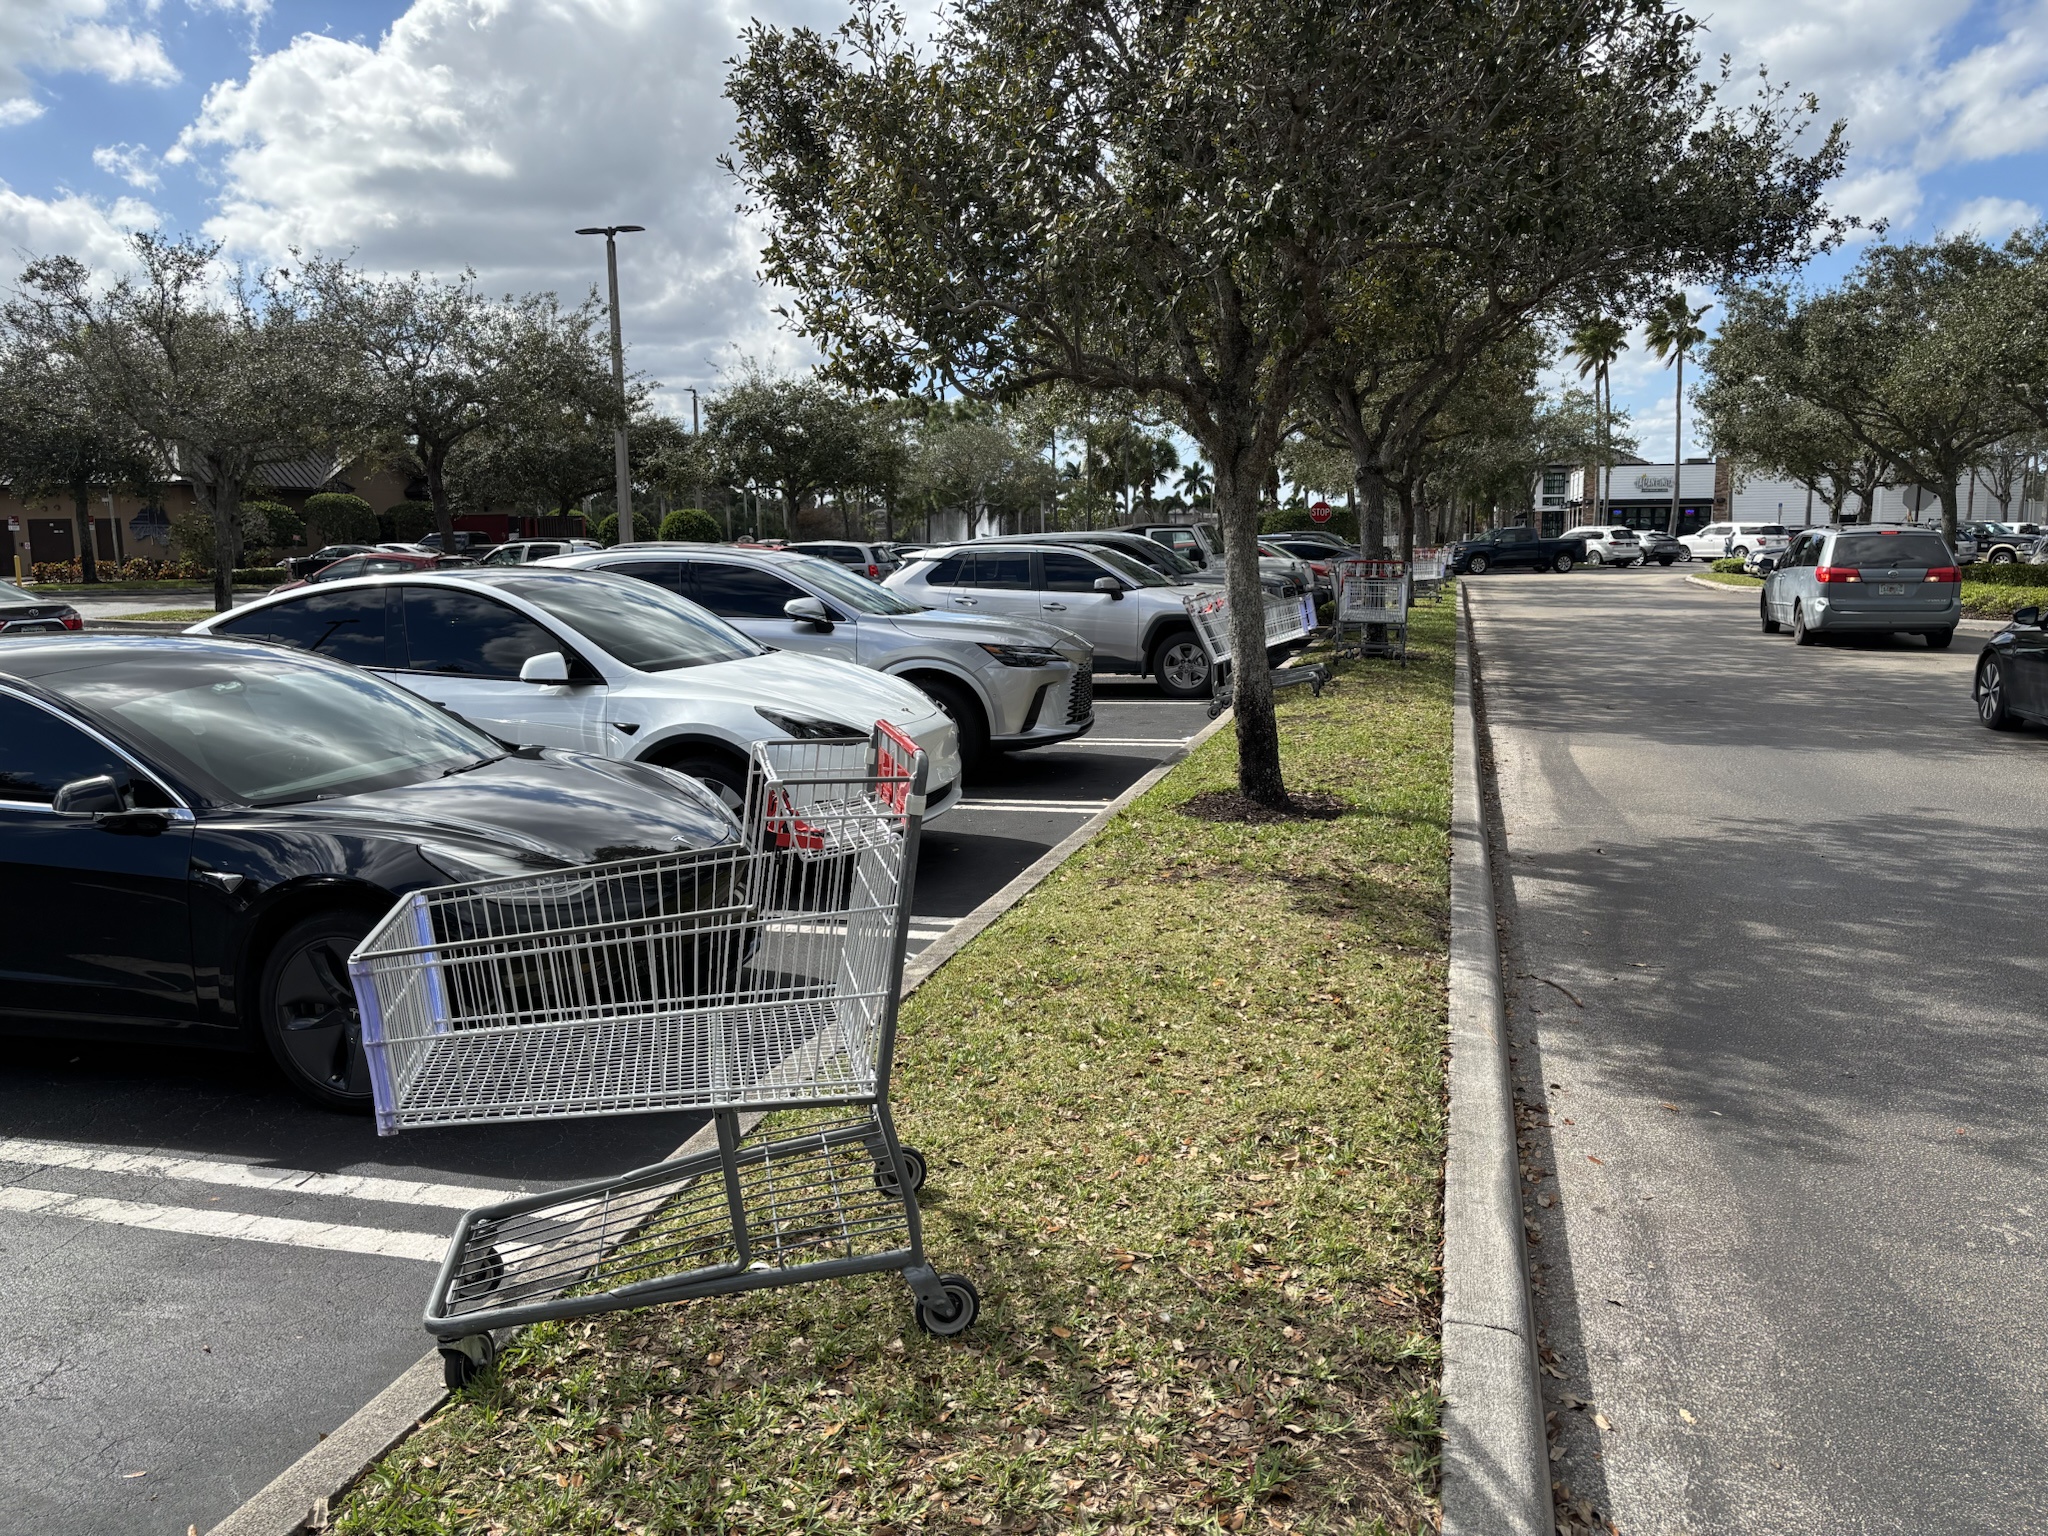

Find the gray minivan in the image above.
[{"left": 1760, "top": 527, "right": 1960, "bottom": 647}]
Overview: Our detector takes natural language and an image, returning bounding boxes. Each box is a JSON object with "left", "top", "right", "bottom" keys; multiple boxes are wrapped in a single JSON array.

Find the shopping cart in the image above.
[
  {"left": 1335, "top": 558, "right": 1411, "bottom": 661},
  {"left": 348, "top": 722, "right": 978, "bottom": 1387},
  {"left": 1182, "top": 589, "right": 1332, "bottom": 719},
  {"left": 1409, "top": 548, "right": 1449, "bottom": 603}
]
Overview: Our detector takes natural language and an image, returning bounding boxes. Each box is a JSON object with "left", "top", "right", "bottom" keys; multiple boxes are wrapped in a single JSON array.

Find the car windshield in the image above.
[
  {"left": 1833, "top": 533, "right": 1951, "bottom": 567},
  {"left": 1088, "top": 546, "right": 1174, "bottom": 587},
  {"left": 781, "top": 555, "right": 925, "bottom": 615},
  {"left": 494, "top": 574, "right": 763, "bottom": 670},
  {"left": 37, "top": 649, "right": 499, "bottom": 806}
]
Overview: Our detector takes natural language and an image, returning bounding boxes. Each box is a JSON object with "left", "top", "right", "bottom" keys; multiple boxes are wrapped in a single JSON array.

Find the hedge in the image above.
[
  {"left": 1960, "top": 560, "right": 2048, "bottom": 586},
  {"left": 659, "top": 507, "right": 722, "bottom": 543},
  {"left": 1711, "top": 557, "right": 1748, "bottom": 573}
]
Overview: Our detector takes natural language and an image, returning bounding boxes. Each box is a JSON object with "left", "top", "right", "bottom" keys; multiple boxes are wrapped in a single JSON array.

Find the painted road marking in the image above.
[
  {"left": 1055, "top": 737, "right": 1196, "bottom": 747},
  {"left": 955, "top": 799, "right": 1111, "bottom": 813},
  {"left": 0, "top": 1138, "right": 519, "bottom": 1211},
  {"left": 0, "top": 1185, "right": 448, "bottom": 1262}
]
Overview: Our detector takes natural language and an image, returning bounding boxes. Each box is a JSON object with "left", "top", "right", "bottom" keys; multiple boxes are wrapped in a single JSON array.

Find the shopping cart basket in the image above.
[
  {"left": 1409, "top": 548, "right": 1449, "bottom": 603},
  {"left": 1335, "top": 558, "right": 1411, "bottom": 661},
  {"left": 348, "top": 721, "right": 978, "bottom": 1385},
  {"left": 1183, "top": 589, "right": 1332, "bottom": 719}
]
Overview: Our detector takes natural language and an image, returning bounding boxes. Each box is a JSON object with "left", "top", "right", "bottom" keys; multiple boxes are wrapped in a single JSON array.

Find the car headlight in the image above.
[
  {"left": 419, "top": 842, "right": 554, "bottom": 883},
  {"left": 755, "top": 707, "right": 862, "bottom": 739},
  {"left": 977, "top": 642, "right": 1065, "bottom": 668}
]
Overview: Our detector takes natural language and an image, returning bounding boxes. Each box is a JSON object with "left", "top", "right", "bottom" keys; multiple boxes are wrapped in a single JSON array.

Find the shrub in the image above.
[
  {"left": 594, "top": 513, "right": 620, "bottom": 547},
  {"left": 304, "top": 491, "right": 377, "bottom": 545},
  {"left": 383, "top": 500, "right": 437, "bottom": 541},
  {"left": 1711, "top": 557, "right": 1748, "bottom": 573},
  {"left": 29, "top": 557, "right": 212, "bottom": 583},
  {"left": 242, "top": 499, "right": 303, "bottom": 547},
  {"left": 658, "top": 507, "right": 722, "bottom": 543},
  {"left": 1959, "top": 560, "right": 2048, "bottom": 587},
  {"left": 232, "top": 567, "right": 287, "bottom": 585}
]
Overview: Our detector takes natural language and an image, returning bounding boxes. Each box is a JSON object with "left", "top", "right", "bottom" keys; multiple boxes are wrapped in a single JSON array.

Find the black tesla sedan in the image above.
[{"left": 0, "top": 636, "right": 741, "bottom": 1112}]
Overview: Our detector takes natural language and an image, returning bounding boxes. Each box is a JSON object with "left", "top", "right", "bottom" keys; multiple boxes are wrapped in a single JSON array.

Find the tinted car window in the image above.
[
  {"left": 973, "top": 552, "right": 1034, "bottom": 590},
  {"left": 597, "top": 559, "right": 688, "bottom": 595},
  {"left": 215, "top": 587, "right": 392, "bottom": 669},
  {"left": 315, "top": 557, "right": 366, "bottom": 581},
  {"left": 494, "top": 575, "right": 758, "bottom": 671},
  {"left": 0, "top": 693, "right": 168, "bottom": 807},
  {"left": 687, "top": 562, "right": 810, "bottom": 619},
  {"left": 400, "top": 587, "right": 559, "bottom": 677},
  {"left": 922, "top": 553, "right": 969, "bottom": 586},
  {"left": 1833, "top": 533, "right": 1949, "bottom": 566},
  {"left": 1043, "top": 551, "right": 1109, "bottom": 592}
]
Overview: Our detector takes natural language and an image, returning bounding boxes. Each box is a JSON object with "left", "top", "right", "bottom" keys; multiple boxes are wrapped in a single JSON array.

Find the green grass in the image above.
[
  {"left": 1961, "top": 580, "right": 2048, "bottom": 618},
  {"left": 107, "top": 608, "right": 214, "bottom": 622},
  {"left": 1695, "top": 570, "right": 1762, "bottom": 588},
  {"left": 23, "top": 581, "right": 269, "bottom": 595},
  {"left": 332, "top": 601, "right": 1458, "bottom": 1536}
]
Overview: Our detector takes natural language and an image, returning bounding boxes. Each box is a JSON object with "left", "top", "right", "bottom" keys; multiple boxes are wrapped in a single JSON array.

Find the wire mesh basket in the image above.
[
  {"left": 350, "top": 724, "right": 927, "bottom": 1135},
  {"left": 1335, "top": 559, "right": 1412, "bottom": 661}
]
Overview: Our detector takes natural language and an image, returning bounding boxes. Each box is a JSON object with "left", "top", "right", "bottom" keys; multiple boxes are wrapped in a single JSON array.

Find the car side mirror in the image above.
[
  {"left": 518, "top": 650, "right": 571, "bottom": 684},
  {"left": 1093, "top": 576, "right": 1125, "bottom": 600},
  {"left": 783, "top": 595, "right": 835, "bottom": 628},
  {"left": 53, "top": 775, "right": 123, "bottom": 816},
  {"left": 2015, "top": 606, "right": 2042, "bottom": 629}
]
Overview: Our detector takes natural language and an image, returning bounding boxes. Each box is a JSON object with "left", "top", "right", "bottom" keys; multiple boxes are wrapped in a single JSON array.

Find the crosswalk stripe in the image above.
[
  {"left": 956, "top": 799, "right": 1110, "bottom": 812},
  {"left": 0, "top": 1137, "right": 518, "bottom": 1211},
  {"left": 1057, "top": 737, "right": 1196, "bottom": 747},
  {"left": 0, "top": 1186, "right": 448, "bottom": 1262}
]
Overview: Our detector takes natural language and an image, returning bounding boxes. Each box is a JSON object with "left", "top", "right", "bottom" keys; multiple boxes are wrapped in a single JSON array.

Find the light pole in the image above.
[{"left": 576, "top": 224, "right": 645, "bottom": 542}]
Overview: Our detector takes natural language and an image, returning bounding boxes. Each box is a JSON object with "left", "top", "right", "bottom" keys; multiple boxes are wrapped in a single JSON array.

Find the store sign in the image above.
[
  {"left": 1633, "top": 473, "right": 1675, "bottom": 493},
  {"left": 1309, "top": 500, "right": 1332, "bottom": 523}
]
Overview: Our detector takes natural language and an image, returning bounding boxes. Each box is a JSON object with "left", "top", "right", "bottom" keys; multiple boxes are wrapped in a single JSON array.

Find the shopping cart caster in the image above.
[
  {"left": 439, "top": 1332, "right": 496, "bottom": 1391},
  {"left": 874, "top": 1145, "right": 927, "bottom": 1195},
  {"left": 912, "top": 1273, "right": 980, "bottom": 1338},
  {"left": 450, "top": 1237, "right": 505, "bottom": 1305}
]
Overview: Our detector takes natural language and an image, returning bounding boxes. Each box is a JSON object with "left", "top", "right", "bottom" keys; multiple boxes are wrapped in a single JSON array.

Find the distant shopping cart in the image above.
[
  {"left": 1335, "top": 558, "right": 1411, "bottom": 661},
  {"left": 348, "top": 722, "right": 977, "bottom": 1387},
  {"left": 1409, "top": 548, "right": 1449, "bottom": 603},
  {"left": 1182, "top": 588, "right": 1332, "bottom": 719}
]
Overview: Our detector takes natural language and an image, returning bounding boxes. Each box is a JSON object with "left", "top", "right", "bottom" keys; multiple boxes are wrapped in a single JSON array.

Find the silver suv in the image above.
[
  {"left": 1760, "top": 527, "right": 1960, "bottom": 647},
  {"left": 886, "top": 541, "right": 1220, "bottom": 698},
  {"left": 546, "top": 544, "right": 1094, "bottom": 767}
]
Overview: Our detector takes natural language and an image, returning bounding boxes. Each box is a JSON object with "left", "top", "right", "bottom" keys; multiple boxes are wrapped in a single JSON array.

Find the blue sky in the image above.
[{"left": 3, "top": 0, "right": 2046, "bottom": 457}]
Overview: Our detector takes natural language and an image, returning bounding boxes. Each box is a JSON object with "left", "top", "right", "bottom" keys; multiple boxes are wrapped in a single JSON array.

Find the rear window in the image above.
[
  {"left": 1746, "top": 525, "right": 1788, "bottom": 535},
  {"left": 1833, "top": 533, "right": 1950, "bottom": 567}
]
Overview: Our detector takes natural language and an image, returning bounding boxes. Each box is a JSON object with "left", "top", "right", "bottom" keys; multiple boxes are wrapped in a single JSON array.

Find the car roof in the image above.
[
  {"left": 0, "top": 633, "right": 310, "bottom": 683},
  {"left": 576, "top": 542, "right": 816, "bottom": 567}
]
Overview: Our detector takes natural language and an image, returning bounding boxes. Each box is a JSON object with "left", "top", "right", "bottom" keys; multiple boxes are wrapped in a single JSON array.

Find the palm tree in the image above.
[
  {"left": 1177, "top": 460, "right": 1214, "bottom": 515},
  {"left": 1645, "top": 294, "right": 1712, "bottom": 535},
  {"left": 1566, "top": 317, "right": 1628, "bottom": 524}
]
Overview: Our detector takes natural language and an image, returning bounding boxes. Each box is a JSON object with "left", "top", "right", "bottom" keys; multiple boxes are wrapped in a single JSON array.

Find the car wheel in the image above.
[
  {"left": 1587, "top": 549, "right": 1605, "bottom": 566},
  {"left": 259, "top": 910, "right": 377, "bottom": 1113},
  {"left": 1992, "top": 549, "right": 2016, "bottom": 564},
  {"left": 1979, "top": 658, "right": 2019, "bottom": 728},
  {"left": 655, "top": 750, "right": 749, "bottom": 813},
  {"left": 1792, "top": 601, "right": 1817, "bottom": 646},
  {"left": 1926, "top": 629, "right": 1955, "bottom": 650},
  {"left": 1731, "top": 545, "right": 1749, "bottom": 559},
  {"left": 1151, "top": 632, "right": 1213, "bottom": 699},
  {"left": 1658, "top": 556, "right": 1675, "bottom": 566},
  {"left": 1466, "top": 554, "right": 1490, "bottom": 575},
  {"left": 1760, "top": 593, "right": 1780, "bottom": 634},
  {"left": 1550, "top": 552, "right": 1573, "bottom": 573},
  {"left": 918, "top": 676, "right": 990, "bottom": 773}
]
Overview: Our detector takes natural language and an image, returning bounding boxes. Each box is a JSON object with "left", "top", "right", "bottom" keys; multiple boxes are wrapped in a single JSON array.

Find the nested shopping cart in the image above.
[
  {"left": 1182, "top": 588, "right": 1332, "bottom": 719},
  {"left": 347, "top": 722, "right": 977, "bottom": 1387},
  {"left": 1409, "top": 547, "right": 1449, "bottom": 603},
  {"left": 1335, "top": 558, "right": 1411, "bottom": 661}
]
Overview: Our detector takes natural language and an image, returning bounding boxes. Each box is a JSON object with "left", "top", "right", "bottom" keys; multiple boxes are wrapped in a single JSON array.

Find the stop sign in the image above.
[{"left": 1309, "top": 500, "right": 1332, "bottom": 524}]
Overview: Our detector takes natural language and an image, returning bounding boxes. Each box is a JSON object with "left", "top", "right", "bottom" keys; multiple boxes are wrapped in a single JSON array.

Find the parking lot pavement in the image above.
[
  {"left": 0, "top": 679, "right": 1205, "bottom": 1536},
  {"left": 1471, "top": 566, "right": 2048, "bottom": 1534}
]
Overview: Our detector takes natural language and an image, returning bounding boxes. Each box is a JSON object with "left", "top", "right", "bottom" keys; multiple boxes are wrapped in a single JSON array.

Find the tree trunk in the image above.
[
  {"left": 1213, "top": 454, "right": 1286, "bottom": 808},
  {"left": 1937, "top": 476, "right": 1959, "bottom": 547},
  {"left": 425, "top": 446, "right": 457, "bottom": 548},
  {"left": 1396, "top": 478, "right": 1417, "bottom": 566},
  {"left": 72, "top": 482, "right": 99, "bottom": 584},
  {"left": 1359, "top": 466, "right": 1387, "bottom": 555},
  {"left": 206, "top": 477, "right": 240, "bottom": 613},
  {"left": 1668, "top": 350, "right": 1685, "bottom": 536}
]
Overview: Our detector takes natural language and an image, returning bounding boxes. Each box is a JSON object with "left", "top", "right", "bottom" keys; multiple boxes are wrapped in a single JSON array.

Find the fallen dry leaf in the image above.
[
  {"left": 1659, "top": 1102, "right": 1679, "bottom": 1112},
  {"left": 1587, "top": 1156, "right": 1605, "bottom": 1166},
  {"left": 122, "top": 1471, "right": 149, "bottom": 1479},
  {"left": 1593, "top": 1414, "right": 1613, "bottom": 1432},
  {"left": 1678, "top": 1409, "right": 1697, "bottom": 1425}
]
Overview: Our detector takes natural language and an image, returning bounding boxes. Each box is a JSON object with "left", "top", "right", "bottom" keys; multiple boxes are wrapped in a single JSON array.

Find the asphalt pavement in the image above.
[
  {"left": 1471, "top": 565, "right": 2048, "bottom": 1535},
  {"left": 0, "top": 680, "right": 1211, "bottom": 1536}
]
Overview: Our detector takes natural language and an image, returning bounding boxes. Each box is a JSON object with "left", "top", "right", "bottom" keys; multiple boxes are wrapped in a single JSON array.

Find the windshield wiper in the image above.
[{"left": 441, "top": 754, "right": 507, "bottom": 778}]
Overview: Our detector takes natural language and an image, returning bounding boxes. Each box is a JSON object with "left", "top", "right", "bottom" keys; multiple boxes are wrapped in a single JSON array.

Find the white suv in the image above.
[
  {"left": 1562, "top": 526, "right": 1643, "bottom": 567},
  {"left": 1680, "top": 522, "right": 1789, "bottom": 561}
]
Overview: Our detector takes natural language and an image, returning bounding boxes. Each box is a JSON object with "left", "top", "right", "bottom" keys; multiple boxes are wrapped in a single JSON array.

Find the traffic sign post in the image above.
[{"left": 1309, "top": 501, "right": 1332, "bottom": 524}]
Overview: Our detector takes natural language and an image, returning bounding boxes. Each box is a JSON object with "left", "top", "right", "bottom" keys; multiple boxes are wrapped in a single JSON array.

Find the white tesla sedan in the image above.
[{"left": 188, "top": 567, "right": 964, "bottom": 816}]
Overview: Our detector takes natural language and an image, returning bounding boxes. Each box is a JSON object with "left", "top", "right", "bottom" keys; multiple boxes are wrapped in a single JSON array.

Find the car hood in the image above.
[
  {"left": 641, "top": 649, "right": 949, "bottom": 733},
  {"left": 269, "top": 751, "right": 740, "bottom": 867},
  {"left": 872, "top": 607, "right": 1089, "bottom": 661}
]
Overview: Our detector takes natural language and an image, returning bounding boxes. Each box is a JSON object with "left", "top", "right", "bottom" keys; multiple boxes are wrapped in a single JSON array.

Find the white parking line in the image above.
[
  {"left": 0, "top": 1137, "right": 518, "bottom": 1210},
  {"left": 1057, "top": 737, "right": 1197, "bottom": 747},
  {"left": 0, "top": 1185, "right": 447, "bottom": 1262},
  {"left": 956, "top": 799, "right": 1111, "bottom": 813}
]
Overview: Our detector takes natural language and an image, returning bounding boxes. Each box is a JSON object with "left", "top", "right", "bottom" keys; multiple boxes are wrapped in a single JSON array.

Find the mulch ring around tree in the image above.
[{"left": 1177, "top": 789, "right": 1349, "bottom": 823}]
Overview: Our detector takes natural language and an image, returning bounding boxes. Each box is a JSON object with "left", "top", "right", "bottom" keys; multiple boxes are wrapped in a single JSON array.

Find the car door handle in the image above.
[
  {"left": 955, "top": 597, "right": 978, "bottom": 606},
  {"left": 1043, "top": 602, "right": 1067, "bottom": 611}
]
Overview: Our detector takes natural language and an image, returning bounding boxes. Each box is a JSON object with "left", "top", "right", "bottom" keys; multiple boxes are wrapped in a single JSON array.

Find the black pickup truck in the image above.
[{"left": 1447, "top": 526, "right": 1589, "bottom": 575}]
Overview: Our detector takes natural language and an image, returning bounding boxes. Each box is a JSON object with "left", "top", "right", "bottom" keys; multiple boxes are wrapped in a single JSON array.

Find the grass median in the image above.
[{"left": 336, "top": 599, "right": 1456, "bottom": 1536}]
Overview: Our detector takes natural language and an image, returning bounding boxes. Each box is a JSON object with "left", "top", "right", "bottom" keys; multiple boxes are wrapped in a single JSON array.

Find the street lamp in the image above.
[{"left": 576, "top": 224, "right": 646, "bottom": 542}]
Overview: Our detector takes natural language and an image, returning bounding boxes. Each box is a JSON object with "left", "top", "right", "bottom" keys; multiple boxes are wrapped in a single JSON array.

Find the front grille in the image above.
[{"left": 1066, "top": 668, "right": 1094, "bottom": 723}]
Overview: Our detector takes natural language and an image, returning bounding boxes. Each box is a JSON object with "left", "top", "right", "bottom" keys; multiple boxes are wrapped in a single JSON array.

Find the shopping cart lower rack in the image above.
[{"left": 348, "top": 722, "right": 979, "bottom": 1386}]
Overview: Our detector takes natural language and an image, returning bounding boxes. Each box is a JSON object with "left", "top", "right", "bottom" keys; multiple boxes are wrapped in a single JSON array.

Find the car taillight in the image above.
[
  {"left": 1925, "top": 566, "right": 1959, "bottom": 583},
  {"left": 1815, "top": 567, "right": 1861, "bottom": 583},
  {"left": 867, "top": 563, "right": 879, "bottom": 578},
  {"left": 61, "top": 613, "right": 82, "bottom": 630}
]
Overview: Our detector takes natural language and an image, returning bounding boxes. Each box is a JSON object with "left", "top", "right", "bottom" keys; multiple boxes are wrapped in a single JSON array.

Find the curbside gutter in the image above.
[
  {"left": 206, "top": 700, "right": 1241, "bottom": 1536},
  {"left": 1440, "top": 590, "right": 1552, "bottom": 1536}
]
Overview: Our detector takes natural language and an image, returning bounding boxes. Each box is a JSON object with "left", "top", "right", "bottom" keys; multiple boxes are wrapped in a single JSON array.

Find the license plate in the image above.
[{"left": 1879, "top": 583, "right": 1906, "bottom": 595}]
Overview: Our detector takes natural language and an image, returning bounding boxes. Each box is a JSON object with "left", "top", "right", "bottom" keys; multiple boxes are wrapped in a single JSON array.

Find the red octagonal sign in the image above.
[{"left": 1309, "top": 500, "right": 1332, "bottom": 524}]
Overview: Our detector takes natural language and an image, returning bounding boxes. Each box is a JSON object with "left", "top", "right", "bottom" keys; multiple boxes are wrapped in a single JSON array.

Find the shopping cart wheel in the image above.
[
  {"left": 451, "top": 1242, "right": 505, "bottom": 1304},
  {"left": 913, "top": 1274, "right": 980, "bottom": 1338},
  {"left": 439, "top": 1332, "right": 496, "bottom": 1390},
  {"left": 875, "top": 1145, "right": 928, "bottom": 1196}
]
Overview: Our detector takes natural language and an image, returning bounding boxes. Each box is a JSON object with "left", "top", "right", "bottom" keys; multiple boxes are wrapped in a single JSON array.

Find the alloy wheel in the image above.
[{"left": 275, "top": 937, "right": 369, "bottom": 1099}]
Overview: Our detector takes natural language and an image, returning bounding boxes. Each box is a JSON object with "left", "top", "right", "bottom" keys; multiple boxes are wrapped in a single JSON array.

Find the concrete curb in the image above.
[
  {"left": 206, "top": 700, "right": 1242, "bottom": 1536},
  {"left": 1440, "top": 588, "right": 1552, "bottom": 1536}
]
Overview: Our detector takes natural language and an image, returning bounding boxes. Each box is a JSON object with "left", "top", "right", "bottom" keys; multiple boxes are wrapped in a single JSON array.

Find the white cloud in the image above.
[
  {"left": 1944, "top": 194, "right": 2044, "bottom": 239},
  {"left": 176, "top": 0, "right": 856, "bottom": 411},
  {"left": 0, "top": 180, "right": 158, "bottom": 289},
  {"left": 92, "top": 140, "right": 161, "bottom": 188},
  {"left": 0, "top": 3, "right": 177, "bottom": 121}
]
